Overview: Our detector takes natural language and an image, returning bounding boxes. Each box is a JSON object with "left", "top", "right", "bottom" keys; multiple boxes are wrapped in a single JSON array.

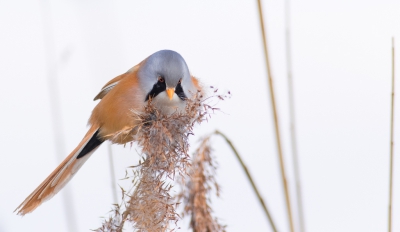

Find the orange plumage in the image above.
[{"left": 15, "top": 50, "right": 201, "bottom": 215}]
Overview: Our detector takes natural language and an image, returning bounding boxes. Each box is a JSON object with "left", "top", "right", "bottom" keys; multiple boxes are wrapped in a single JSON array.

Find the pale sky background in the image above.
[{"left": 1, "top": 1, "right": 400, "bottom": 232}]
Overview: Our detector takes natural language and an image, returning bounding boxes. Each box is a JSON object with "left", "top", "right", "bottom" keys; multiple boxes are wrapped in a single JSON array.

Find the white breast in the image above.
[{"left": 152, "top": 91, "right": 186, "bottom": 115}]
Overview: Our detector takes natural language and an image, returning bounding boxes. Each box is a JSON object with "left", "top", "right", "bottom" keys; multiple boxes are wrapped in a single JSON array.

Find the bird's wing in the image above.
[
  {"left": 93, "top": 74, "right": 125, "bottom": 101},
  {"left": 93, "top": 64, "right": 142, "bottom": 101}
]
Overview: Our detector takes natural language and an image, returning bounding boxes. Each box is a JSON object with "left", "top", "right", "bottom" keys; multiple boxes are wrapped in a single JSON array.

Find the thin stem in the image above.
[
  {"left": 214, "top": 130, "right": 278, "bottom": 232},
  {"left": 284, "top": 0, "right": 306, "bottom": 231},
  {"left": 256, "top": 0, "right": 295, "bottom": 231},
  {"left": 40, "top": 0, "right": 78, "bottom": 231},
  {"left": 107, "top": 142, "right": 118, "bottom": 204},
  {"left": 388, "top": 37, "right": 395, "bottom": 232}
]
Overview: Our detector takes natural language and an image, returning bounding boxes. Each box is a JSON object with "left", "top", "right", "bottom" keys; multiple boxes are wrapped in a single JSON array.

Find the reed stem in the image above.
[
  {"left": 284, "top": 0, "right": 306, "bottom": 231},
  {"left": 40, "top": 0, "right": 78, "bottom": 230},
  {"left": 214, "top": 130, "right": 278, "bottom": 232},
  {"left": 256, "top": 0, "right": 295, "bottom": 231},
  {"left": 107, "top": 142, "right": 118, "bottom": 204},
  {"left": 388, "top": 37, "right": 395, "bottom": 232}
]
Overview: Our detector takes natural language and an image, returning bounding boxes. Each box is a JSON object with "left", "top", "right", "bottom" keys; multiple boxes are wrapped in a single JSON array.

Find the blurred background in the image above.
[{"left": 1, "top": 0, "right": 400, "bottom": 231}]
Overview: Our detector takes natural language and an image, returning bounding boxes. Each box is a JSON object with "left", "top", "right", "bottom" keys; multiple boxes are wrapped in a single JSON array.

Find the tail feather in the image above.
[{"left": 15, "top": 126, "right": 103, "bottom": 215}]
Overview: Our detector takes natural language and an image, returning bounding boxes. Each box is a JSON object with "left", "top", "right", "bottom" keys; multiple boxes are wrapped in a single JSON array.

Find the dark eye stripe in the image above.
[
  {"left": 175, "top": 82, "right": 187, "bottom": 100},
  {"left": 145, "top": 78, "right": 166, "bottom": 101}
]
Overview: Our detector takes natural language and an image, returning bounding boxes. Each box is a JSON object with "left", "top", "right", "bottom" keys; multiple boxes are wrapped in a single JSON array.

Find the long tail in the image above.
[{"left": 15, "top": 125, "right": 104, "bottom": 215}]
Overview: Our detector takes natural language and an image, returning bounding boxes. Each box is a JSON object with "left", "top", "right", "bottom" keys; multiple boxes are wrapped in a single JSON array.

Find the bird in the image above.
[{"left": 15, "top": 50, "right": 201, "bottom": 215}]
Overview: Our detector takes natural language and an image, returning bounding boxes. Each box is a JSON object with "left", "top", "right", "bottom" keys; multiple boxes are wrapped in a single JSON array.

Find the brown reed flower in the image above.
[
  {"left": 96, "top": 90, "right": 225, "bottom": 232},
  {"left": 180, "top": 136, "right": 225, "bottom": 232},
  {"left": 96, "top": 204, "right": 123, "bottom": 232}
]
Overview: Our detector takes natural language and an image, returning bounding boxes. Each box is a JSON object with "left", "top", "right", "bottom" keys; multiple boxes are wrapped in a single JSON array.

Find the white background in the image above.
[{"left": 1, "top": 1, "right": 400, "bottom": 231}]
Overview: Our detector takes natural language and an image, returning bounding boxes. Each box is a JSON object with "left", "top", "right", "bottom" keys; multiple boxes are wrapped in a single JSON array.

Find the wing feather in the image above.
[{"left": 93, "top": 64, "right": 142, "bottom": 101}]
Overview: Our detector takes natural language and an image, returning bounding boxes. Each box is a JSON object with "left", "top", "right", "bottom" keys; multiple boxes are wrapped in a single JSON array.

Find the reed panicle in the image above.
[
  {"left": 96, "top": 204, "right": 123, "bottom": 232},
  {"left": 96, "top": 89, "right": 228, "bottom": 232},
  {"left": 179, "top": 136, "right": 225, "bottom": 232}
]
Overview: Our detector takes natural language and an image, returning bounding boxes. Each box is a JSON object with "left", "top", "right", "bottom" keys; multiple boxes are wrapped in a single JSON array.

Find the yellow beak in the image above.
[{"left": 166, "top": 88, "right": 175, "bottom": 100}]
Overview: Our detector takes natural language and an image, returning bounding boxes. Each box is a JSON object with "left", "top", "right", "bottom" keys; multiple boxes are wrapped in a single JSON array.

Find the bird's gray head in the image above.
[{"left": 138, "top": 50, "right": 196, "bottom": 102}]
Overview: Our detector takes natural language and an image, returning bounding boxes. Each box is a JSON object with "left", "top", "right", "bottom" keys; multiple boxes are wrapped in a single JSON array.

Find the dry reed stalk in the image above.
[
  {"left": 107, "top": 143, "right": 119, "bottom": 204},
  {"left": 388, "top": 37, "right": 395, "bottom": 232},
  {"left": 284, "top": 0, "right": 306, "bottom": 230},
  {"left": 256, "top": 0, "right": 295, "bottom": 231},
  {"left": 179, "top": 136, "right": 225, "bottom": 232},
  {"left": 40, "top": 1, "right": 78, "bottom": 230},
  {"left": 214, "top": 130, "right": 278, "bottom": 232},
  {"left": 96, "top": 90, "right": 226, "bottom": 232}
]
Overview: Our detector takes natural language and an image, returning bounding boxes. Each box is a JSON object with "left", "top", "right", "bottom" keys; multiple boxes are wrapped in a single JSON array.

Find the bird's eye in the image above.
[
  {"left": 178, "top": 79, "right": 182, "bottom": 84},
  {"left": 158, "top": 76, "right": 164, "bottom": 82}
]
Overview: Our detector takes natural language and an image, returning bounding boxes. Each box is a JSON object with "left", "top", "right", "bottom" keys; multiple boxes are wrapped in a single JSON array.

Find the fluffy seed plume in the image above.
[
  {"left": 96, "top": 89, "right": 226, "bottom": 232},
  {"left": 179, "top": 136, "right": 225, "bottom": 232},
  {"left": 96, "top": 204, "right": 123, "bottom": 232}
]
